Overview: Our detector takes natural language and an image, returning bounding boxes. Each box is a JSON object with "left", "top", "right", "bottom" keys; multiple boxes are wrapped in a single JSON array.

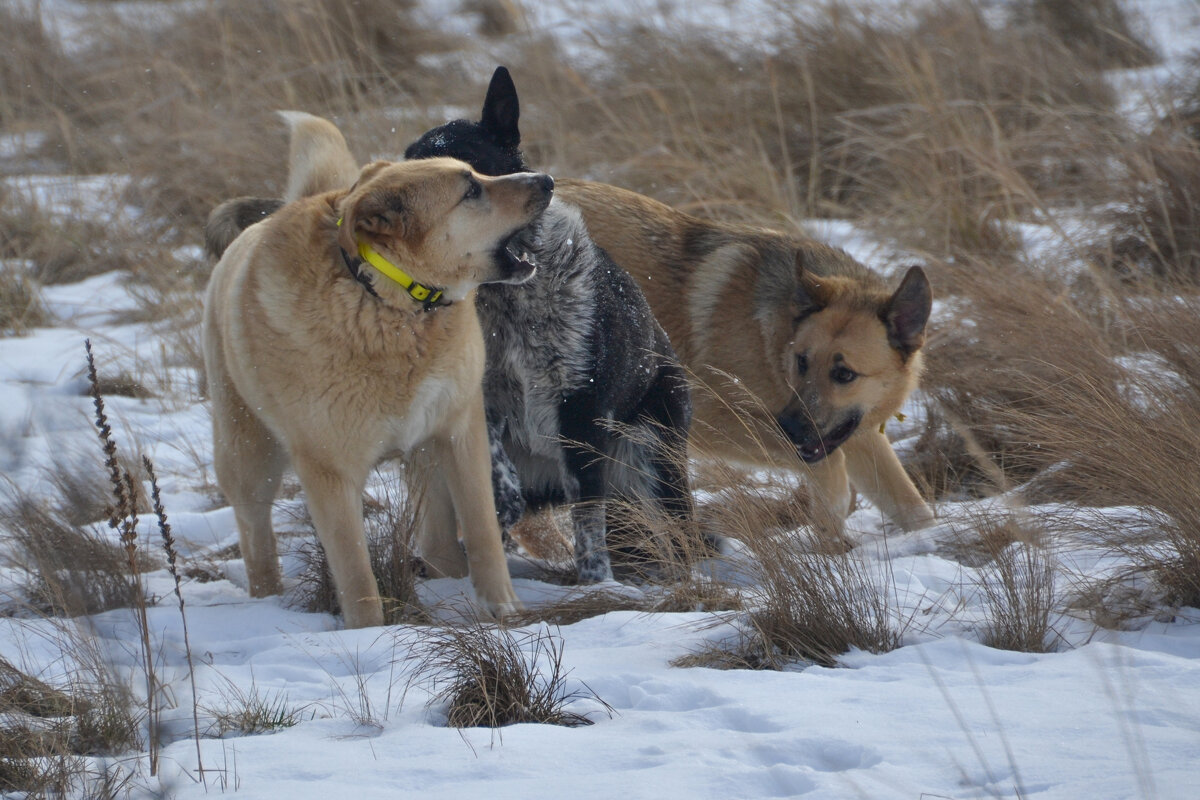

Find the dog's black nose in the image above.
[{"left": 537, "top": 173, "right": 554, "bottom": 194}]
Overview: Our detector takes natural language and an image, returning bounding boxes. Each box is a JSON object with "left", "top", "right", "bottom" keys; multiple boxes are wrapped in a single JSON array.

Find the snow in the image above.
[{"left": 2, "top": 1, "right": 1200, "bottom": 798}]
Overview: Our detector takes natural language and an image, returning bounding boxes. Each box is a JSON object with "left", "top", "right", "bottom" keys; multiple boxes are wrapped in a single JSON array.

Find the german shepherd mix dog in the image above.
[
  {"left": 554, "top": 183, "right": 936, "bottom": 539},
  {"left": 207, "top": 102, "right": 698, "bottom": 585},
  {"left": 204, "top": 129, "right": 552, "bottom": 626},
  {"left": 404, "top": 68, "right": 698, "bottom": 581}
]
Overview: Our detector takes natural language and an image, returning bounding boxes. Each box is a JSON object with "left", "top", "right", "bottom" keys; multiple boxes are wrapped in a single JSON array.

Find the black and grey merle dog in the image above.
[{"left": 405, "top": 67, "right": 698, "bottom": 582}]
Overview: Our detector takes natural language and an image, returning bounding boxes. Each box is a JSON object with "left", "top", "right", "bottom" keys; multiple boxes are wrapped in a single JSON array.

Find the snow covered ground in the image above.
[{"left": 2, "top": 1, "right": 1199, "bottom": 798}]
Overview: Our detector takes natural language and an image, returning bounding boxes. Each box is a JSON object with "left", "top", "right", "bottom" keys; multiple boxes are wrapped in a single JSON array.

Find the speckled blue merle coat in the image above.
[{"left": 406, "top": 67, "right": 696, "bottom": 582}]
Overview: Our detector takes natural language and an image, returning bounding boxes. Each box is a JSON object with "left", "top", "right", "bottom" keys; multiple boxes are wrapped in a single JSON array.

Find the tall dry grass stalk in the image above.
[
  {"left": 143, "top": 455, "right": 203, "bottom": 778},
  {"left": 84, "top": 340, "right": 159, "bottom": 775}
]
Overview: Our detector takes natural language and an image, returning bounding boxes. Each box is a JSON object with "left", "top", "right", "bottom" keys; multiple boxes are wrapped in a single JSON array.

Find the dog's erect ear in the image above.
[
  {"left": 791, "top": 254, "right": 826, "bottom": 324},
  {"left": 337, "top": 163, "right": 407, "bottom": 253},
  {"left": 481, "top": 66, "right": 520, "bottom": 148},
  {"left": 883, "top": 266, "right": 932, "bottom": 357}
]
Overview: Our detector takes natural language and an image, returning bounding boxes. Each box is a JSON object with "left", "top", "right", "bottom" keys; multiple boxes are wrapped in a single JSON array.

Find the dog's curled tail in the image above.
[
  {"left": 204, "top": 196, "right": 284, "bottom": 260},
  {"left": 278, "top": 110, "right": 359, "bottom": 203}
]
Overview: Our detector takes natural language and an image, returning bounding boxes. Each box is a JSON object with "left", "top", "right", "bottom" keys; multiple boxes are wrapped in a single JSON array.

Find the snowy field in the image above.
[{"left": 2, "top": 1, "right": 1200, "bottom": 798}]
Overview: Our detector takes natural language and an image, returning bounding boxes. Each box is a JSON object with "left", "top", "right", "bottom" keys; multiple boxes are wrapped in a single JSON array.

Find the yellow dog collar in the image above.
[{"left": 335, "top": 218, "right": 445, "bottom": 307}]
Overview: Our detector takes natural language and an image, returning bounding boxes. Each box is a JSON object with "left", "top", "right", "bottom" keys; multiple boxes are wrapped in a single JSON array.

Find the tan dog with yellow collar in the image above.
[{"left": 204, "top": 151, "right": 552, "bottom": 627}]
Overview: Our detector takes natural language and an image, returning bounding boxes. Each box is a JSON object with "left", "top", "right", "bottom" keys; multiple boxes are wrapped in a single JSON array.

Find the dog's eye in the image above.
[
  {"left": 830, "top": 365, "right": 858, "bottom": 385},
  {"left": 463, "top": 177, "right": 482, "bottom": 201},
  {"left": 795, "top": 353, "right": 808, "bottom": 375}
]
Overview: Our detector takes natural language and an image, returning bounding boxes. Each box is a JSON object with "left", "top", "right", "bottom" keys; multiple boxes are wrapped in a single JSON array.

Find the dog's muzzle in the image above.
[{"left": 777, "top": 409, "right": 863, "bottom": 464}]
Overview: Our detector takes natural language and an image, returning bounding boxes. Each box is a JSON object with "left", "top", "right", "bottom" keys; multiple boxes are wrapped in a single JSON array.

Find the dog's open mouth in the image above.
[
  {"left": 495, "top": 229, "right": 540, "bottom": 284},
  {"left": 795, "top": 413, "right": 861, "bottom": 464}
]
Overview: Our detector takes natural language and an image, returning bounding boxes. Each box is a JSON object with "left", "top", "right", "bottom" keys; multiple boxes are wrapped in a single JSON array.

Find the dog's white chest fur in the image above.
[{"left": 386, "top": 374, "right": 458, "bottom": 454}]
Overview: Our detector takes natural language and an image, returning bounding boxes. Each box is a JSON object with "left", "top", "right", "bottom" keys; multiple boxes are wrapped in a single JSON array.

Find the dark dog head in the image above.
[
  {"left": 775, "top": 264, "right": 931, "bottom": 464},
  {"left": 404, "top": 66, "right": 530, "bottom": 176}
]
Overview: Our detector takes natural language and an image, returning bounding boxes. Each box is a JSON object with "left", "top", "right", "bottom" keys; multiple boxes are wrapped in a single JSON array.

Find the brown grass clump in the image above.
[
  {"left": 515, "top": 2, "right": 1116, "bottom": 255},
  {"left": 685, "top": 455, "right": 899, "bottom": 668},
  {"left": 0, "top": 641, "right": 139, "bottom": 797},
  {"left": 966, "top": 515, "right": 1058, "bottom": 653},
  {"left": 48, "top": 0, "right": 470, "bottom": 238},
  {"left": 918, "top": 255, "right": 1129, "bottom": 498},
  {"left": 740, "top": 535, "right": 901, "bottom": 668},
  {"left": 0, "top": 265, "right": 47, "bottom": 336},
  {"left": 1012, "top": 298, "right": 1200, "bottom": 613},
  {"left": 0, "top": 2, "right": 84, "bottom": 130},
  {"left": 0, "top": 491, "right": 142, "bottom": 617},
  {"left": 0, "top": 186, "right": 129, "bottom": 286},
  {"left": 403, "top": 620, "right": 611, "bottom": 729},
  {"left": 203, "top": 680, "right": 307, "bottom": 738},
  {"left": 1103, "top": 120, "right": 1200, "bottom": 284}
]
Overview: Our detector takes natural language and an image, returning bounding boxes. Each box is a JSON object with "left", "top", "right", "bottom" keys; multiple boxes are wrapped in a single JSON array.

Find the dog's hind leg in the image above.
[
  {"left": 487, "top": 415, "right": 525, "bottom": 534},
  {"left": 210, "top": 375, "right": 287, "bottom": 598},
  {"left": 562, "top": 446, "right": 613, "bottom": 583},
  {"left": 411, "top": 451, "right": 470, "bottom": 580},
  {"left": 633, "top": 362, "right": 713, "bottom": 568},
  {"left": 426, "top": 396, "right": 521, "bottom": 617}
]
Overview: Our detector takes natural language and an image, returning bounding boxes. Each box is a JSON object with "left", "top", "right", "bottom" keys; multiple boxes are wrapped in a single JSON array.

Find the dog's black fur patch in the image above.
[{"left": 406, "top": 67, "right": 699, "bottom": 582}]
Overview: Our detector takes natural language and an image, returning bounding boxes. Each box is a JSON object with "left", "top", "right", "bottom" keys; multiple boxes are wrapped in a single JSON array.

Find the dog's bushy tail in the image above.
[
  {"left": 278, "top": 110, "right": 359, "bottom": 202},
  {"left": 203, "top": 111, "right": 360, "bottom": 260},
  {"left": 204, "top": 196, "right": 285, "bottom": 260}
]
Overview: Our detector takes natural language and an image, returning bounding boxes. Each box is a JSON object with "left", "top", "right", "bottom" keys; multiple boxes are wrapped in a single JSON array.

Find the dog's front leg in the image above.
[
  {"left": 292, "top": 456, "right": 382, "bottom": 629},
  {"left": 843, "top": 430, "right": 935, "bottom": 531},
  {"left": 434, "top": 397, "right": 521, "bottom": 618},
  {"left": 807, "top": 448, "right": 854, "bottom": 549}
]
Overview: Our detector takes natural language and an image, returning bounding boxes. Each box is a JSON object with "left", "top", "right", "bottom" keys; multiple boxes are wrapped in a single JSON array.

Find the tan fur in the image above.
[
  {"left": 557, "top": 179, "right": 935, "bottom": 536},
  {"left": 279, "top": 111, "right": 360, "bottom": 203},
  {"left": 204, "top": 157, "right": 551, "bottom": 627}
]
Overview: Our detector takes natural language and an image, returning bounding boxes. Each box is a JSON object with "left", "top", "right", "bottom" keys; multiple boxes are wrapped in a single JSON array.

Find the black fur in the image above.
[{"left": 407, "top": 67, "right": 700, "bottom": 582}]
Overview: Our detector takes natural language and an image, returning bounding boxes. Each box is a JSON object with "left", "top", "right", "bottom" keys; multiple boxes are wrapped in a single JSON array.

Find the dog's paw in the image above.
[
  {"left": 478, "top": 595, "right": 524, "bottom": 620},
  {"left": 474, "top": 581, "right": 524, "bottom": 619}
]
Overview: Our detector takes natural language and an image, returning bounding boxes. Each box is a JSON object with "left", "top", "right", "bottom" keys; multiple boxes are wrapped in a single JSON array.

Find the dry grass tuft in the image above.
[
  {"left": 404, "top": 620, "right": 611, "bottom": 728},
  {"left": 517, "top": 1, "right": 1116, "bottom": 254},
  {"left": 0, "top": 491, "right": 141, "bottom": 617},
  {"left": 0, "top": 2, "right": 84, "bottom": 130},
  {"left": 741, "top": 535, "right": 902, "bottom": 668},
  {"left": 1103, "top": 119, "right": 1200, "bottom": 284},
  {"left": 0, "top": 187, "right": 129, "bottom": 286},
  {"left": 203, "top": 681, "right": 308, "bottom": 738},
  {"left": 508, "top": 590, "right": 648, "bottom": 627},
  {"left": 51, "top": 0, "right": 471, "bottom": 237},
  {"left": 0, "top": 639, "right": 140, "bottom": 797},
  {"left": 966, "top": 515, "right": 1058, "bottom": 652},
  {"left": 0, "top": 264, "right": 47, "bottom": 336}
]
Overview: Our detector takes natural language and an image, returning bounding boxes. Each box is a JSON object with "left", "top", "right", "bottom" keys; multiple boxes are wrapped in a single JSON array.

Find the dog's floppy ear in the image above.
[
  {"left": 883, "top": 266, "right": 932, "bottom": 357},
  {"left": 481, "top": 66, "right": 520, "bottom": 148},
  {"left": 337, "top": 162, "right": 407, "bottom": 253}
]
